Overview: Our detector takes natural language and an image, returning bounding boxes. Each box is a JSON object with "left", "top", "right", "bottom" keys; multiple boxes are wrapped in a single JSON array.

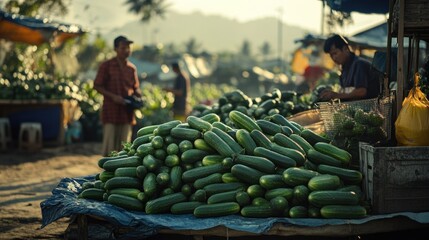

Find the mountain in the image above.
[{"left": 103, "top": 11, "right": 312, "bottom": 56}]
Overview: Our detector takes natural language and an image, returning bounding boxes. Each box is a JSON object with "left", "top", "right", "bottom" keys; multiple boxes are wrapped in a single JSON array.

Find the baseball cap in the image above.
[{"left": 114, "top": 35, "right": 133, "bottom": 48}]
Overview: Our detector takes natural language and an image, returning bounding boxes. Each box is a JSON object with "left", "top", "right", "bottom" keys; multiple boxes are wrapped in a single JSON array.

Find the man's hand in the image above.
[
  {"left": 319, "top": 90, "right": 339, "bottom": 101},
  {"left": 112, "top": 95, "right": 125, "bottom": 105}
]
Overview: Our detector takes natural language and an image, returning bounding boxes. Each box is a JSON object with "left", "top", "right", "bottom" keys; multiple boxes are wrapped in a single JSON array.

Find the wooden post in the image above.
[
  {"left": 77, "top": 214, "right": 88, "bottom": 240},
  {"left": 396, "top": 0, "right": 405, "bottom": 118}
]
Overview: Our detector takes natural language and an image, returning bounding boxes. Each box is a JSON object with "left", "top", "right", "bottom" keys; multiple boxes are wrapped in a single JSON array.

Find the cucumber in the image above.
[
  {"left": 107, "top": 194, "right": 144, "bottom": 211},
  {"left": 155, "top": 120, "right": 181, "bottom": 136},
  {"left": 145, "top": 192, "right": 187, "bottom": 214},
  {"left": 203, "top": 182, "right": 246, "bottom": 196},
  {"left": 211, "top": 127, "right": 243, "bottom": 154},
  {"left": 193, "top": 173, "right": 223, "bottom": 189},
  {"left": 234, "top": 154, "right": 276, "bottom": 174},
  {"left": 307, "top": 149, "right": 343, "bottom": 167},
  {"left": 137, "top": 125, "right": 158, "bottom": 137},
  {"left": 252, "top": 197, "right": 270, "bottom": 206},
  {"left": 202, "top": 155, "right": 224, "bottom": 166},
  {"left": 99, "top": 171, "right": 115, "bottom": 182},
  {"left": 169, "top": 166, "right": 183, "bottom": 191},
  {"left": 246, "top": 184, "right": 266, "bottom": 199},
  {"left": 289, "top": 134, "right": 313, "bottom": 154},
  {"left": 253, "top": 147, "right": 296, "bottom": 169},
  {"left": 143, "top": 173, "right": 158, "bottom": 197},
  {"left": 132, "top": 134, "right": 154, "bottom": 149},
  {"left": 108, "top": 188, "right": 141, "bottom": 199},
  {"left": 308, "top": 206, "right": 322, "bottom": 218},
  {"left": 270, "top": 196, "right": 288, "bottom": 212},
  {"left": 102, "top": 156, "right": 141, "bottom": 172},
  {"left": 264, "top": 188, "right": 294, "bottom": 201},
  {"left": 212, "top": 121, "right": 233, "bottom": 132},
  {"left": 194, "top": 139, "right": 216, "bottom": 153},
  {"left": 250, "top": 130, "right": 272, "bottom": 149},
  {"left": 308, "top": 190, "right": 360, "bottom": 208},
  {"left": 222, "top": 172, "right": 240, "bottom": 183},
  {"left": 194, "top": 202, "right": 240, "bottom": 217},
  {"left": 171, "top": 201, "right": 204, "bottom": 214},
  {"left": 235, "top": 129, "right": 258, "bottom": 155},
  {"left": 314, "top": 142, "right": 352, "bottom": 166},
  {"left": 104, "top": 176, "right": 141, "bottom": 190},
  {"left": 259, "top": 174, "right": 287, "bottom": 190},
  {"left": 150, "top": 135, "right": 164, "bottom": 149},
  {"left": 200, "top": 113, "right": 221, "bottom": 123},
  {"left": 136, "top": 143, "right": 154, "bottom": 157},
  {"left": 114, "top": 167, "right": 137, "bottom": 178},
  {"left": 320, "top": 205, "right": 367, "bottom": 219},
  {"left": 79, "top": 188, "right": 105, "bottom": 201},
  {"left": 235, "top": 191, "right": 251, "bottom": 207},
  {"left": 270, "top": 114, "right": 301, "bottom": 134},
  {"left": 256, "top": 119, "right": 283, "bottom": 136},
  {"left": 97, "top": 155, "right": 129, "bottom": 168},
  {"left": 187, "top": 115, "right": 213, "bottom": 132},
  {"left": 182, "top": 163, "right": 224, "bottom": 183},
  {"left": 270, "top": 143, "right": 306, "bottom": 166},
  {"left": 181, "top": 149, "right": 211, "bottom": 164},
  {"left": 337, "top": 185, "right": 363, "bottom": 200},
  {"left": 142, "top": 154, "right": 162, "bottom": 172},
  {"left": 273, "top": 133, "right": 305, "bottom": 155},
  {"left": 231, "top": 164, "right": 265, "bottom": 185},
  {"left": 282, "top": 167, "right": 320, "bottom": 187},
  {"left": 292, "top": 185, "right": 310, "bottom": 205},
  {"left": 229, "top": 110, "right": 261, "bottom": 132},
  {"left": 170, "top": 127, "right": 202, "bottom": 141},
  {"left": 203, "top": 131, "right": 235, "bottom": 157},
  {"left": 289, "top": 206, "right": 308, "bottom": 218},
  {"left": 300, "top": 128, "right": 330, "bottom": 146},
  {"left": 317, "top": 164, "right": 363, "bottom": 184},
  {"left": 241, "top": 205, "right": 274, "bottom": 218},
  {"left": 193, "top": 189, "right": 207, "bottom": 202},
  {"left": 207, "top": 190, "right": 240, "bottom": 204},
  {"left": 308, "top": 174, "right": 341, "bottom": 191}
]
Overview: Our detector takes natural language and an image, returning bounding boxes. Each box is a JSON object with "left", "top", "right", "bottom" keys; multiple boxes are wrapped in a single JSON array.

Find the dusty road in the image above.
[{"left": 0, "top": 143, "right": 102, "bottom": 239}]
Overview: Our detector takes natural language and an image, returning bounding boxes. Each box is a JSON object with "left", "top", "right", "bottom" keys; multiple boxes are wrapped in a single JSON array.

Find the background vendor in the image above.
[{"left": 319, "top": 34, "right": 381, "bottom": 101}]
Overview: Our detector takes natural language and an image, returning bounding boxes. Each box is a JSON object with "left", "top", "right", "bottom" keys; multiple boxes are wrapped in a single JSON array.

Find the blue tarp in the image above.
[
  {"left": 40, "top": 175, "right": 429, "bottom": 239},
  {"left": 325, "top": 0, "right": 389, "bottom": 14}
]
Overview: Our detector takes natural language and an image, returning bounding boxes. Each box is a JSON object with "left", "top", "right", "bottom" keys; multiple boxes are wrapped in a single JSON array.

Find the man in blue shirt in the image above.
[{"left": 319, "top": 34, "right": 381, "bottom": 101}]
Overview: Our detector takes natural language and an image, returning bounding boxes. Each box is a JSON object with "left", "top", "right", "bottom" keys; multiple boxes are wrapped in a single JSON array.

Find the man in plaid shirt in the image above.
[{"left": 94, "top": 35, "right": 142, "bottom": 156}]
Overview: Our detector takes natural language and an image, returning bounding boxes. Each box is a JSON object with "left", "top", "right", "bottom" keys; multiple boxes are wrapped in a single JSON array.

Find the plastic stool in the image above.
[
  {"left": 19, "top": 122, "right": 43, "bottom": 151},
  {"left": 0, "top": 118, "right": 12, "bottom": 151}
]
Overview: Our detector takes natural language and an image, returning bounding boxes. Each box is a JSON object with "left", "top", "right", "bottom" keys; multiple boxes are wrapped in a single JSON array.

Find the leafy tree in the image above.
[
  {"left": 3, "top": 0, "right": 69, "bottom": 16},
  {"left": 240, "top": 40, "right": 251, "bottom": 57},
  {"left": 259, "top": 41, "right": 271, "bottom": 60},
  {"left": 184, "top": 37, "right": 202, "bottom": 56},
  {"left": 125, "top": 0, "right": 168, "bottom": 22},
  {"left": 325, "top": 9, "right": 353, "bottom": 33}
]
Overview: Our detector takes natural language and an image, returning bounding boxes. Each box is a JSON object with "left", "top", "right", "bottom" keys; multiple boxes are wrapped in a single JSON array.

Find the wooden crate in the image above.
[{"left": 359, "top": 142, "right": 429, "bottom": 214}]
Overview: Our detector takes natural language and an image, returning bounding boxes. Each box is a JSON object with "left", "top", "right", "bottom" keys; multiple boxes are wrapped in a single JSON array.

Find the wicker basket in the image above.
[{"left": 318, "top": 97, "right": 393, "bottom": 140}]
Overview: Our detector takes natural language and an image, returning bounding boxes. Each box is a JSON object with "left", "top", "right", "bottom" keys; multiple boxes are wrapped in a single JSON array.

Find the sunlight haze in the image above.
[{"left": 64, "top": 0, "right": 387, "bottom": 35}]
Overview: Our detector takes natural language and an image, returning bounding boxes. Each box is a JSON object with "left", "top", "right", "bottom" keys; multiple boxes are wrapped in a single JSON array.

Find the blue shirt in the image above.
[{"left": 340, "top": 53, "right": 381, "bottom": 99}]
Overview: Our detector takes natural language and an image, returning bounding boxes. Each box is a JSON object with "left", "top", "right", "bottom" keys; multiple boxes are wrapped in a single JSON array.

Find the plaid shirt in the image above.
[{"left": 95, "top": 57, "right": 140, "bottom": 125}]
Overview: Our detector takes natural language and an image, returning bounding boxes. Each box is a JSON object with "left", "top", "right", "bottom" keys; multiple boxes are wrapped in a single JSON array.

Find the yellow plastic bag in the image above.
[{"left": 395, "top": 73, "right": 429, "bottom": 146}]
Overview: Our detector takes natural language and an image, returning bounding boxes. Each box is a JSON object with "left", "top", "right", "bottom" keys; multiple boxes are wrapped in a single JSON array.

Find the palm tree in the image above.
[{"left": 125, "top": 0, "right": 169, "bottom": 22}]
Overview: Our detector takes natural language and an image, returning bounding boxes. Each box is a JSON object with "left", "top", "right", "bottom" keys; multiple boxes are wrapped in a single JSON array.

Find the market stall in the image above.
[{"left": 0, "top": 99, "right": 81, "bottom": 146}]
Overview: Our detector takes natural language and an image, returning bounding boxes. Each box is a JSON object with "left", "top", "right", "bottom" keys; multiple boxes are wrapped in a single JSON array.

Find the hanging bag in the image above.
[{"left": 395, "top": 73, "right": 429, "bottom": 146}]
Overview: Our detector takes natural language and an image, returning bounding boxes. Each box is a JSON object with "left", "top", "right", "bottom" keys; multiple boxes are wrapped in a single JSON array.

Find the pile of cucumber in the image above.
[{"left": 79, "top": 110, "right": 367, "bottom": 219}]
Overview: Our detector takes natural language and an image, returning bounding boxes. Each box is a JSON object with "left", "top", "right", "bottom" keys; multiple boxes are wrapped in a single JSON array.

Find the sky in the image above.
[{"left": 62, "top": 0, "right": 387, "bottom": 35}]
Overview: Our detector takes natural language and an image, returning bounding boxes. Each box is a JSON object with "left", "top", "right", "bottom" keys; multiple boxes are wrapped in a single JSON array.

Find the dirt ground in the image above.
[{"left": 0, "top": 142, "right": 103, "bottom": 239}]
